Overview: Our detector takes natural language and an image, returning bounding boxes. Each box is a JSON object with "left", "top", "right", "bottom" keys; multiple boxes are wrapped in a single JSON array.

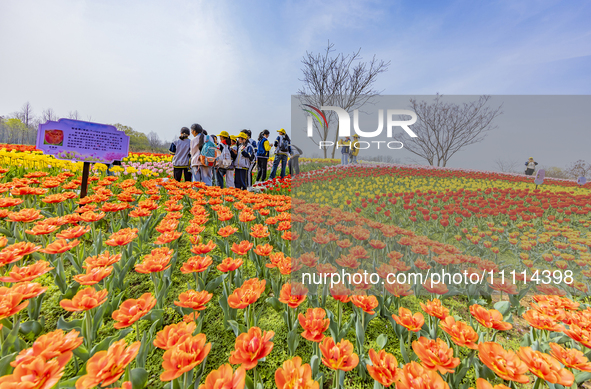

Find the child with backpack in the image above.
[
  {"left": 269, "top": 128, "right": 291, "bottom": 180},
  {"left": 190, "top": 125, "right": 218, "bottom": 186},
  {"left": 256, "top": 130, "right": 271, "bottom": 182},
  {"left": 169, "top": 127, "right": 192, "bottom": 182},
  {"left": 235, "top": 132, "right": 255, "bottom": 190}
]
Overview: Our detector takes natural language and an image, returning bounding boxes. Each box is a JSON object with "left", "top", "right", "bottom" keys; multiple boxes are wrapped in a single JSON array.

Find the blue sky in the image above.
[{"left": 0, "top": 0, "right": 589, "bottom": 165}]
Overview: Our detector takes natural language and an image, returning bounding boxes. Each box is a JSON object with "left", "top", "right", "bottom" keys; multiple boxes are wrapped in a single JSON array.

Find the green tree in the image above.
[{"left": 111, "top": 123, "right": 151, "bottom": 152}]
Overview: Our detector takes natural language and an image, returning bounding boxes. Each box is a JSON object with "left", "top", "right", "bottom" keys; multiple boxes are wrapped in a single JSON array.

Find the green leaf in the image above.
[
  {"left": 493, "top": 301, "right": 511, "bottom": 317},
  {"left": 131, "top": 368, "right": 149, "bottom": 389},
  {"left": 0, "top": 352, "right": 16, "bottom": 376},
  {"left": 376, "top": 334, "right": 388, "bottom": 350},
  {"left": 19, "top": 320, "right": 43, "bottom": 336},
  {"left": 575, "top": 371, "right": 591, "bottom": 384},
  {"left": 266, "top": 297, "right": 283, "bottom": 313},
  {"left": 399, "top": 336, "right": 409, "bottom": 364}
]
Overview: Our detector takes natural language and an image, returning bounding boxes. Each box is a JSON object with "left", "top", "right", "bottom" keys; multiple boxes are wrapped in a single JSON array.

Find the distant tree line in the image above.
[
  {"left": 0, "top": 101, "right": 170, "bottom": 153},
  {"left": 495, "top": 158, "right": 591, "bottom": 180}
]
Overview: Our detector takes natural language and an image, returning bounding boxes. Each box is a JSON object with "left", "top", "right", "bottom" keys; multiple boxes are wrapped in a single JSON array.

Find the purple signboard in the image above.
[{"left": 36, "top": 119, "right": 130, "bottom": 163}]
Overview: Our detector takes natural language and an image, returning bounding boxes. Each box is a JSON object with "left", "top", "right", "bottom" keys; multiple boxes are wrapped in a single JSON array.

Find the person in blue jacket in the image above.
[{"left": 256, "top": 130, "right": 271, "bottom": 182}]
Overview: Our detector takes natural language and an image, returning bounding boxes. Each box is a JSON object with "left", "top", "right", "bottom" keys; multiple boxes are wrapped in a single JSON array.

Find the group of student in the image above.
[
  {"left": 169, "top": 124, "right": 302, "bottom": 190},
  {"left": 337, "top": 134, "right": 361, "bottom": 165}
]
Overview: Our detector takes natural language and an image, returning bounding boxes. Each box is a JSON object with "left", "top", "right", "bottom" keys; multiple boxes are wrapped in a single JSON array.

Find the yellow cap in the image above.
[
  {"left": 278, "top": 128, "right": 286, "bottom": 134},
  {"left": 237, "top": 132, "right": 249, "bottom": 139},
  {"left": 230, "top": 135, "right": 237, "bottom": 141},
  {"left": 529, "top": 157, "right": 534, "bottom": 160},
  {"left": 218, "top": 131, "right": 230, "bottom": 138},
  {"left": 353, "top": 134, "right": 360, "bottom": 138}
]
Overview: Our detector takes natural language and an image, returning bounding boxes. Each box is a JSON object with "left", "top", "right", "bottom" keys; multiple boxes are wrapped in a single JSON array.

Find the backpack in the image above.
[
  {"left": 217, "top": 144, "right": 232, "bottom": 169},
  {"left": 278, "top": 136, "right": 290, "bottom": 153},
  {"left": 199, "top": 135, "right": 219, "bottom": 166}
]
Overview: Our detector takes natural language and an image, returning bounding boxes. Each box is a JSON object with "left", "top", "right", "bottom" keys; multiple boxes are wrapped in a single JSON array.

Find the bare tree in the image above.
[
  {"left": 565, "top": 160, "right": 591, "bottom": 179},
  {"left": 403, "top": 95, "right": 503, "bottom": 167},
  {"left": 15, "top": 102, "right": 35, "bottom": 128},
  {"left": 148, "top": 131, "right": 163, "bottom": 150},
  {"left": 495, "top": 158, "right": 520, "bottom": 173},
  {"left": 41, "top": 108, "right": 58, "bottom": 123},
  {"left": 298, "top": 41, "right": 389, "bottom": 158},
  {"left": 68, "top": 110, "right": 80, "bottom": 120}
]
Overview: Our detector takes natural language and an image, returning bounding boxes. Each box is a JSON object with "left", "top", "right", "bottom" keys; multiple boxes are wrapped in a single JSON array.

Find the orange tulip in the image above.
[
  {"left": 420, "top": 299, "right": 449, "bottom": 320},
  {"left": 0, "top": 287, "right": 29, "bottom": 320},
  {"left": 181, "top": 255, "right": 213, "bottom": 273},
  {"left": 0, "top": 354, "right": 71, "bottom": 389},
  {"left": 319, "top": 337, "right": 359, "bottom": 372},
  {"left": 470, "top": 304, "right": 512, "bottom": 331},
  {"left": 477, "top": 342, "right": 529, "bottom": 384},
  {"left": 563, "top": 323, "right": 591, "bottom": 349},
  {"left": 105, "top": 228, "right": 138, "bottom": 246},
  {"left": 84, "top": 251, "right": 121, "bottom": 269},
  {"left": 412, "top": 337, "right": 460, "bottom": 374},
  {"left": 60, "top": 287, "right": 108, "bottom": 312},
  {"left": 174, "top": 290, "right": 213, "bottom": 311},
  {"left": 229, "top": 327, "right": 274, "bottom": 370},
  {"left": 254, "top": 243, "right": 273, "bottom": 257},
  {"left": 522, "top": 309, "right": 565, "bottom": 332},
  {"left": 154, "top": 231, "right": 182, "bottom": 245},
  {"left": 298, "top": 308, "right": 330, "bottom": 342},
  {"left": 25, "top": 223, "right": 58, "bottom": 236},
  {"left": 2, "top": 242, "right": 42, "bottom": 259},
  {"left": 191, "top": 240, "right": 217, "bottom": 255},
  {"left": 549, "top": 342, "right": 591, "bottom": 372},
  {"left": 199, "top": 364, "right": 246, "bottom": 389},
  {"left": 7, "top": 208, "right": 43, "bottom": 223},
  {"left": 278, "top": 282, "right": 308, "bottom": 308},
  {"left": 154, "top": 322, "right": 197, "bottom": 350},
  {"left": 230, "top": 240, "right": 254, "bottom": 256},
  {"left": 135, "top": 247, "right": 173, "bottom": 274},
  {"left": 217, "top": 257, "right": 244, "bottom": 273},
  {"left": 392, "top": 307, "right": 424, "bottom": 332},
  {"left": 13, "top": 329, "right": 83, "bottom": 366},
  {"left": 351, "top": 293, "right": 379, "bottom": 315},
  {"left": 40, "top": 238, "right": 80, "bottom": 254},
  {"left": 12, "top": 282, "right": 48, "bottom": 300},
  {"left": 72, "top": 266, "right": 113, "bottom": 285},
  {"left": 161, "top": 334, "right": 212, "bottom": 381},
  {"left": 330, "top": 283, "right": 352, "bottom": 303},
  {"left": 0, "top": 260, "right": 53, "bottom": 283},
  {"left": 367, "top": 349, "right": 400, "bottom": 387},
  {"left": 473, "top": 378, "right": 511, "bottom": 389},
  {"left": 218, "top": 225, "right": 239, "bottom": 237},
  {"left": 227, "top": 278, "right": 266, "bottom": 309},
  {"left": 275, "top": 356, "right": 318, "bottom": 389},
  {"left": 112, "top": 293, "right": 157, "bottom": 329},
  {"left": 250, "top": 224, "right": 270, "bottom": 239},
  {"left": 56, "top": 225, "right": 91, "bottom": 240},
  {"left": 517, "top": 347, "right": 574, "bottom": 386},
  {"left": 439, "top": 316, "right": 479, "bottom": 349},
  {"left": 75, "top": 340, "right": 140, "bottom": 388},
  {"left": 396, "top": 361, "right": 449, "bottom": 389}
]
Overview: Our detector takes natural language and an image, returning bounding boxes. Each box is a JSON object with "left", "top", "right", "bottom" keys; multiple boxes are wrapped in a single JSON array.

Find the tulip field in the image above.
[{"left": 2, "top": 145, "right": 591, "bottom": 389}]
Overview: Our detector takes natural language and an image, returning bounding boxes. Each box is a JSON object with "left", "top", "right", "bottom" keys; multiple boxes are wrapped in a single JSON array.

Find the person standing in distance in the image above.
[
  {"left": 256, "top": 130, "right": 271, "bottom": 182},
  {"left": 525, "top": 157, "right": 538, "bottom": 176},
  {"left": 235, "top": 132, "right": 255, "bottom": 190},
  {"left": 190, "top": 124, "right": 204, "bottom": 183},
  {"left": 169, "top": 127, "right": 192, "bottom": 182},
  {"left": 269, "top": 128, "right": 291, "bottom": 180},
  {"left": 349, "top": 134, "right": 360, "bottom": 164}
]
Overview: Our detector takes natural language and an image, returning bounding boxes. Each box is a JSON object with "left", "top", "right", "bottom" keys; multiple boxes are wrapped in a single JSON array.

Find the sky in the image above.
[{"left": 1, "top": 0, "right": 590, "bottom": 169}]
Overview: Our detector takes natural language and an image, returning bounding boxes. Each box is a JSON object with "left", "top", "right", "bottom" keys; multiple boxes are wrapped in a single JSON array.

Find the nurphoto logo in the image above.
[{"left": 302, "top": 105, "right": 419, "bottom": 149}]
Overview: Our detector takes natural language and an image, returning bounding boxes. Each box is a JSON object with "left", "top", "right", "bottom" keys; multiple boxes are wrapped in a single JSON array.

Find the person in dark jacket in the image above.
[
  {"left": 288, "top": 144, "right": 303, "bottom": 176},
  {"left": 269, "top": 128, "right": 291, "bottom": 180},
  {"left": 525, "top": 157, "right": 538, "bottom": 176},
  {"left": 169, "top": 127, "right": 192, "bottom": 182},
  {"left": 256, "top": 130, "right": 271, "bottom": 182}
]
